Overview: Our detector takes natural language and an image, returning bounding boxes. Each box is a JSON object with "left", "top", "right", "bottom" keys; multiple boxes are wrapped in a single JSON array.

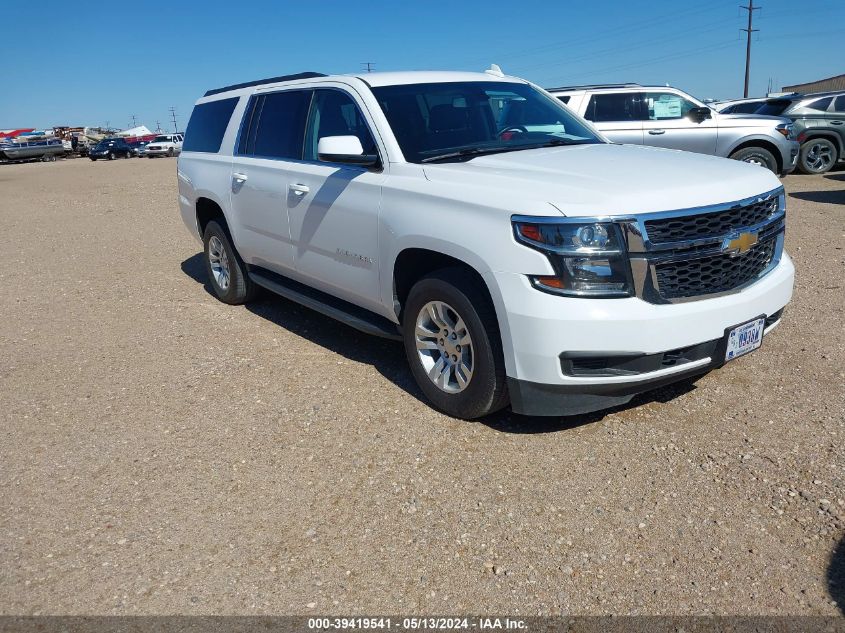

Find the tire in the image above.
[
  {"left": 108, "top": 152, "right": 115, "bottom": 161},
  {"left": 125, "top": 151, "right": 132, "bottom": 159},
  {"left": 729, "top": 146, "right": 777, "bottom": 173},
  {"left": 202, "top": 220, "right": 255, "bottom": 305},
  {"left": 402, "top": 268, "right": 508, "bottom": 419},
  {"left": 797, "top": 138, "right": 838, "bottom": 174},
  {"left": 90, "top": 157, "right": 96, "bottom": 161},
  {"left": 167, "top": 147, "right": 174, "bottom": 157}
]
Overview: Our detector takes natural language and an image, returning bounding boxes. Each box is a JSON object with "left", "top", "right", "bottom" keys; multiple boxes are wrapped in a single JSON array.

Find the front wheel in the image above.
[
  {"left": 402, "top": 268, "right": 508, "bottom": 419},
  {"left": 202, "top": 221, "right": 255, "bottom": 305},
  {"left": 798, "top": 138, "right": 837, "bottom": 174},
  {"left": 729, "top": 146, "right": 777, "bottom": 173}
]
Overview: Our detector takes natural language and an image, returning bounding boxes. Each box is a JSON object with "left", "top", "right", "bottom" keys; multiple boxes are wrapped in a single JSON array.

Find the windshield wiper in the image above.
[
  {"left": 420, "top": 145, "right": 531, "bottom": 163},
  {"left": 420, "top": 139, "right": 589, "bottom": 163}
]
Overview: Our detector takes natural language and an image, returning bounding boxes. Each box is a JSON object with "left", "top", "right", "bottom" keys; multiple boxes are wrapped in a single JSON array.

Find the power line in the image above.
[{"left": 740, "top": 0, "right": 761, "bottom": 97}]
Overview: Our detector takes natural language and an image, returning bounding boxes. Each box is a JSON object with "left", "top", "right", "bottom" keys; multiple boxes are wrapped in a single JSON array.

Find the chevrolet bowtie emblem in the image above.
[{"left": 722, "top": 231, "right": 758, "bottom": 256}]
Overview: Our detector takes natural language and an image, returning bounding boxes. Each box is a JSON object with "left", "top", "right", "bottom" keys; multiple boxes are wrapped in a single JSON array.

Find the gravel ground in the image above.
[{"left": 0, "top": 157, "right": 843, "bottom": 616}]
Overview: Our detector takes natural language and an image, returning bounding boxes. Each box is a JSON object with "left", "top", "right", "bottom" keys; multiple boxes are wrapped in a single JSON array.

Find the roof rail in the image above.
[
  {"left": 204, "top": 72, "right": 327, "bottom": 97},
  {"left": 546, "top": 83, "right": 642, "bottom": 92}
]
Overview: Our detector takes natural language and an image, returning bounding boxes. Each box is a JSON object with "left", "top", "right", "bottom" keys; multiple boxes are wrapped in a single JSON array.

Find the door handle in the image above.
[
  {"left": 289, "top": 183, "right": 310, "bottom": 195},
  {"left": 831, "top": 121, "right": 843, "bottom": 125},
  {"left": 232, "top": 172, "right": 248, "bottom": 183},
  {"left": 648, "top": 129, "right": 666, "bottom": 135}
]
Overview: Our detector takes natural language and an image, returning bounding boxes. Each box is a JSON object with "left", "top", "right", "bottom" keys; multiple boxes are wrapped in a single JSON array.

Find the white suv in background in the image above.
[
  {"left": 145, "top": 133, "right": 183, "bottom": 157},
  {"left": 177, "top": 70, "right": 794, "bottom": 419},
  {"left": 549, "top": 83, "right": 799, "bottom": 175}
]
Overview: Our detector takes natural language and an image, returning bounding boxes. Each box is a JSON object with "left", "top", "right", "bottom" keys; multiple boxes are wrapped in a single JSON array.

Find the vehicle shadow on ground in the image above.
[
  {"left": 789, "top": 189, "right": 845, "bottom": 205},
  {"left": 181, "top": 253, "right": 699, "bottom": 434},
  {"left": 828, "top": 536, "right": 845, "bottom": 614}
]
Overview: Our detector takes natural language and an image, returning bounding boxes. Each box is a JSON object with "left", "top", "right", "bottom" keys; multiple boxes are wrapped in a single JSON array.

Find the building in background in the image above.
[{"left": 783, "top": 73, "right": 845, "bottom": 94}]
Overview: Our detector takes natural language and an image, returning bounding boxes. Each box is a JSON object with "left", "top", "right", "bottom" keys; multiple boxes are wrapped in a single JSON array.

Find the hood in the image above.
[
  {"left": 422, "top": 143, "right": 781, "bottom": 217},
  {"left": 714, "top": 112, "right": 791, "bottom": 127}
]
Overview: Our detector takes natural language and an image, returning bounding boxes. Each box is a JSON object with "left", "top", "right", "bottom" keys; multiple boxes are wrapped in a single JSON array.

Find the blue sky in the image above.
[{"left": 1, "top": 0, "right": 841, "bottom": 130}]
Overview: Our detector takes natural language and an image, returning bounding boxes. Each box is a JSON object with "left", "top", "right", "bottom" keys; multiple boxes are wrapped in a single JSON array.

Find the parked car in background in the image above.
[
  {"left": 764, "top": 91, "right": 845, "bottom": 174},
  {"left": 176, "top": 70, "right": 793, "bottom": 420},
  {"left": 713, "top": 98, "right": 770, "bottom": 114},
  {"left": 89, "top": 137, "right": 133, "bottom": 160},
  {"left": 131, "top": 141, "right": 150, "bottom": 157},
  {"left": 548, "top": 83, "right": 799, "bottom": 175},
  {"left": 145, "top": 133, "right": 183, "bottom": 157}
]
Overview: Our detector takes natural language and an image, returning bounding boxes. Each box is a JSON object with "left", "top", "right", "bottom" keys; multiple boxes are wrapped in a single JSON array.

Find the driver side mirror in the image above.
[
  {"left": 688, "top": 106, "right": 712, "bottom": 123},
  {"left": 317, "top": 136, "right": 379, "bottom": 167}
]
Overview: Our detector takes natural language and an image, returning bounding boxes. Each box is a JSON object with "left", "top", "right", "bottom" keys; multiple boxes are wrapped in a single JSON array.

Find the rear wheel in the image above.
[
  {"left": 202, "top": 221, "right": 255, "bottom": 305},
  {"left": 402, "top": 268, "right": 508, "bottom": 419},
  {"left": 729, "top": 146, "right": 777, "bottom": 173},
  {"left": 108, "top": 152, "right": 115, "bottom": 160},
  {"left": 798, "top": 138, "right": 837, "bottom": 174}
]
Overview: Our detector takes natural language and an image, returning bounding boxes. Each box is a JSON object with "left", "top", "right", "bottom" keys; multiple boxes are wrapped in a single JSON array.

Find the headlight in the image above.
[
  {"left": 513, "top": 219, "right": 633, "bottom": 297},
  {"left": 776, "top": 123, "right": 796, "bottom": 140}
]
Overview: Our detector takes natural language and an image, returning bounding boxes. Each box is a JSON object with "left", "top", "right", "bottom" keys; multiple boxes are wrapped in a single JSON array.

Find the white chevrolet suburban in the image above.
[{"left": 177, "top": 70, "right": 794, "bottom": 419}]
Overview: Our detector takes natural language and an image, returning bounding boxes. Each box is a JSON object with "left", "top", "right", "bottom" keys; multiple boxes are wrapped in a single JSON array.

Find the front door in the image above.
[
  {"left": 285, "top": 87, "right": 385, "bottom": 310},
  {"left": 639, "top": 91, "right": 718, "bottom": 155}
]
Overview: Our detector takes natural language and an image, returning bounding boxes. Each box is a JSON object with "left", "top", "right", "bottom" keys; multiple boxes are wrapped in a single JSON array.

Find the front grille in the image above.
[
  {"left": 654, "top": 238, "right": 776, "bottom": 299},
  {"left": 644, "top": 196, "right": 778, "bottom": 244}
]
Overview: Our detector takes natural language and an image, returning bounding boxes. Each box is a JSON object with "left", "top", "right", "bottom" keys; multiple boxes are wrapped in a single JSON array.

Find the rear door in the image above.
[
  {"left": 581, "top": 92, "right": 644, "bottom": 145},
  {"left": 283, "top": 86, "right": 386, "bottom": 310},
  {"left": 639, "top": 90, "right": 717, "bottom": 154},
  {"left": 228, "top": 88, "right": 313, "bottom": 272}
]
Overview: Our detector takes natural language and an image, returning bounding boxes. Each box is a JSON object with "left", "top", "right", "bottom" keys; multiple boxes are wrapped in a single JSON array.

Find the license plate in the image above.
[{"left": 725, "top": 317, "right": 765, "bottom": 362}]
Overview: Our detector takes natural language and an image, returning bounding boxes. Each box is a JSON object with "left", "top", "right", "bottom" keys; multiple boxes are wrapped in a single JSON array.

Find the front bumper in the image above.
[
  {"left": 145, "top": 147, "right": 176, "bottom": 156},
  {"left": 780, "top": 139, "right": 800, "bottom": 176},
  {"left": 490, "top": 254, "right": 794, "bottom": 416}
]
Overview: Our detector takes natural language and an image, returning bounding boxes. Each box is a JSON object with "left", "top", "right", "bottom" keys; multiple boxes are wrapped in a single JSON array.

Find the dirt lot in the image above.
[{"left": 1, "top": 157, "right": 843, "bottom": 615}]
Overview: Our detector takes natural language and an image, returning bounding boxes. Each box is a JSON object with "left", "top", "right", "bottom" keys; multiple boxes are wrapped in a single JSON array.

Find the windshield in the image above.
[
  {"left": 755, "top": 100, "right": 791, "bottom": 116},
  {"left": 371, "top": 81, "right": 601, "bottom": 163},
  {"left": 153, "top": 135, "right": 171, "bottom": 142},
  {"left": 96, "top": 138, "right": 121, "bottom": 146}
]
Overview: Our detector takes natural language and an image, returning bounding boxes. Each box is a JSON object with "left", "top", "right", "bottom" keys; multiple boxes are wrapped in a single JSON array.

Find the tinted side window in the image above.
[
  {"left": 183, "top": 97, "right": 238, "bottom": 153},
  {"left": 557, "top": 96, "right": 571, "bottom": 105},
  {"left": 805, "top": 97, "right": 832, "bottom": 112},
  {"left": 833, "top": 95, "right": 845, "bottom": 114},
  {"left": 241, "top": 90, "right": 312, "bottom": 159},
  {"left": 584, "top": 93, "right": 640, "bottom": 122},
  {"left": 303, "top": 89, "right": 377, "bottom": 161}
]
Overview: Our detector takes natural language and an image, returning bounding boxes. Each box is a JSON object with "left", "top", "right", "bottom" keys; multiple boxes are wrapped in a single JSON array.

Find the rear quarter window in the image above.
[{"left": 183, "top": 97, "right": 239, "bottom": 153}]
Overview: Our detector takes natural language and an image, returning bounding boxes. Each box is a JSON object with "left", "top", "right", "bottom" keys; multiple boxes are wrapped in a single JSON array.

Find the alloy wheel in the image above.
[
  {"left": 414, "top": 300, "right": 474, "bottom": 393},
  {"left": 805, "top": 142, "right": 834, "bottom": 171},
  {"left": 208, "top": 235, "right": 230, "bottom": 290}
]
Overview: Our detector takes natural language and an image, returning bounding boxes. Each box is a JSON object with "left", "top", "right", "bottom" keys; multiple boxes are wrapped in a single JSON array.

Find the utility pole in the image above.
[
  {"left": 740, "top": 0, "right": 760, "bottom": 98},
  {"left": 361, "top": 62, "right": 375, "bottom": 73},
  {"left": 155, "top": 120, "right": 162, "bottom": 133},
  {"left": 169, "top": 107, "right": 178, "bottom": 133},
  {"left": 130, "top": 114, "right": 137, "bottom": 127}
]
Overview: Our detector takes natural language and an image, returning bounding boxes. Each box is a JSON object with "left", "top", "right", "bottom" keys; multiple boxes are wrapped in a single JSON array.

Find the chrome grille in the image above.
[
  {"left": 644, "top": 196, "right": 778, "bottom": 244},
  {"left": 654, "top": 237, "right": 776, "bottom": 299}
]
